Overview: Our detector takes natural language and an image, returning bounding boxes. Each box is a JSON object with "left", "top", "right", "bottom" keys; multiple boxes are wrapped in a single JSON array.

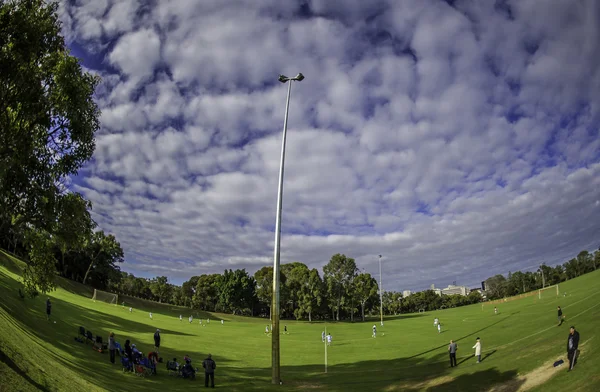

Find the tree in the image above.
[
  {"left": 485, "top": 275, "right": 507, "bottom": 300},
  {"left": 0, "top": 0, "right": 100, "bottom": 228},
  {"left": 22, "top": 227, "right": 56, "bottom": 295},
  {"left": 216, "top": 269, "right": 256, "bottom": 315},
  {"left": 82, "top": 231, "right": 123, "bottom": 285},
  {"left": 323, "top": 254, "right": 358, "bottom": 321},
  {"left": 181, "top": 276, "right": 200, "bottom": 308},
  {"left": 296, "top": 268, "right": 323, "bottom": 322},
  {"left": 0, "top": 0, "right": 100, "bottom": 293},
  {"left": 353, "top": 273, "right": 379, "bottom": 321},
  {"left": 193, "top": 274, "right": 220, "bottom": 311},
  {"left": 54, "top": 193, "right": 95, "bottom": 276},
  {"left": 150, "top": 276, "right": 171, "bottom": 303}
]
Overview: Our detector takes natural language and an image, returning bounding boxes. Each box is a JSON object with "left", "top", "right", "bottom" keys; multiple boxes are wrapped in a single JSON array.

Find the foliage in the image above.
[{"left": 22, "top": 228, "right": 56, "bottom": 295}]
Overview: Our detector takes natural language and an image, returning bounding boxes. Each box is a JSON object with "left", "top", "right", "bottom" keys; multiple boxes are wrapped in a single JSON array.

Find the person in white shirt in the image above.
[
  {"left": 189, "top": 315, "right": 193, "bottom": 323},
  {"left": 265, "top": 325, "right": 270, "bottom": 334},
  {"left": 494, "top": 307, "right": 498, "bottom": 315},
  {"left": 179, "top": 315, "right": 182, "bottom": 322},
  {"left": 221, "top": 319, "right": 224, "bottom": 325},
  {"left": 321, "top": 331, "right": 325, "bottom": 342},
  {"left": 473, "top": 337, "right": 482, "bottom": 363},
  {"left": 434, "top": 317, "right": 439, "bottom": 327},
  {"left": 327, "top": 333, "right": 332, "bottom": 346},
  {"left": 149, "top": 312, "right": 153, "bottom": 320},
  {"left": 129, "top": 307, "right": 132, "bottom": 313},
  {"left": 372, "top": 325, "right": 377, "bottom": 338},
  {"left": 437, "top": 323, "right": 442, "bottom": 334}
]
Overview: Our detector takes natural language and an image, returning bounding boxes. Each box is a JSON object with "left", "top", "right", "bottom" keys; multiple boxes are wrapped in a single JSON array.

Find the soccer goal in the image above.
[
  {"left": 92, "top": 289, "right": 118, "bottom": 305},
  {"left": 538, "top": 284, "right": 559, "bottom": 300},
  {"left": 419, "top": 308, "right": 426, "bottom": 313}
]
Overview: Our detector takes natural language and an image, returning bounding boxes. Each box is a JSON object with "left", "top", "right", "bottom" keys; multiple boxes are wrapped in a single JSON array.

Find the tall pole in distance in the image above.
[
  {"left": 272, "top": 73, "right": 304, "bottom": 385},
  {"left": 379, "top": 254, "right": 383, "bottom": 326}
]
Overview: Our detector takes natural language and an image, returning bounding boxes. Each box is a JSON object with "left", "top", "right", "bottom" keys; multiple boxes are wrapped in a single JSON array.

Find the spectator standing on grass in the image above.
[
  {"left": 567, "top": 326, "right": 580, "bottom": 371},
  {"left": 557, "top": 306, "right": 564, "bottom": 326},
  {"left": 46, "top": 298, "right": 52, "bottom": 321},
  {"left": 108, "top": 332, "right": 116, "bottom": 364},
  {"left": 124, "top": 340, "right": 133, "bottom": 370},
  {"left": 448, "top": 340, "right": 458, "bottom": 367},
  {"left": 202, "top": 354, "right": 216, "bottom": 388},
  {"left": 154, "top": 329, "right": 161, "bottom": 353},
  {"left": 473, "top": 338, "right": 482, "bottom": 363}
]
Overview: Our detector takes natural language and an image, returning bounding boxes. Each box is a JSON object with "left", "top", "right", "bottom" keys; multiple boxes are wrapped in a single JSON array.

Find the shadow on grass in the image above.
[
  {"left": 427, "top": 367, "right": 524, "bottom": 392},
  {"left": 0, "top": 347, "right": 51, "bottom": 392}
]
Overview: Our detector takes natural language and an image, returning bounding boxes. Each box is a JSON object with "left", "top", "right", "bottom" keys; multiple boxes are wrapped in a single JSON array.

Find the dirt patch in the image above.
[
  {"left": 490, "top": 343, "right": 589, "bottom": 392},
  {"left": 383, "top": 375, "right": 454, "bottom": 391}
]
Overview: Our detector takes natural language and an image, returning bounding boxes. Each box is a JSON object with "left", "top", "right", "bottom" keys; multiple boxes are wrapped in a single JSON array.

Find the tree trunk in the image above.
[
  {"left": 82, "top": 259, "right": 94, "bottom": 285},
  {"left": 361, "top": 303, "right": 365, "bottom": 321},
  {"left": 308, "top": 310, "right": 312, "bottom": 322}
]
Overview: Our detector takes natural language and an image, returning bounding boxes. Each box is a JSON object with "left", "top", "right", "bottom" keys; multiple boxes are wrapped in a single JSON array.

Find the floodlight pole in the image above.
[
  {"left": 379, "top": 254, "right": 383, "bottom": 326},
  {"left": 272, "top": 73, "right": 304, "bottom": 385}
]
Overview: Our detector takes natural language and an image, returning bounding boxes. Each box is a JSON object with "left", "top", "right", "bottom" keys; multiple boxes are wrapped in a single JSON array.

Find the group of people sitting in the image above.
[{"left": 120, "top": 338, "right": 161, "bottom": 376}]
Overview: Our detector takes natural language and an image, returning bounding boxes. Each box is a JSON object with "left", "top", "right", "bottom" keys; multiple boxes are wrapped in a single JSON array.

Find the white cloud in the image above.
[{"left": 61, "top": 0, "right": 600, "bottom": 290}]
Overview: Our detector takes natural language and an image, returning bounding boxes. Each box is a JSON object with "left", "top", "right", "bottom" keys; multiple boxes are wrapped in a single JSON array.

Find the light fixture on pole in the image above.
[
  {"left": 379, "top": 254, "right": 383, "bottom": 326},
  {"left": 272, "top": 72, "right": 304, "bottom": 385}
]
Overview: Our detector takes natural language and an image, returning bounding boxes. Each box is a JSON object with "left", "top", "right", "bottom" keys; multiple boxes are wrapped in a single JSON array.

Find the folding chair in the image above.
[
  {"left": 85, "top": 330, "right": 94, "bottom": 345},
  {"left": 78, "top": 326, "right": 86, "bottom": 338}
]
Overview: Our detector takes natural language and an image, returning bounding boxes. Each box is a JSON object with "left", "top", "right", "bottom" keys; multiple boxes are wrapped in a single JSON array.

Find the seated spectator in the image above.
[{"left": 148, "top": 351, "right": 159, "bottom": 374}]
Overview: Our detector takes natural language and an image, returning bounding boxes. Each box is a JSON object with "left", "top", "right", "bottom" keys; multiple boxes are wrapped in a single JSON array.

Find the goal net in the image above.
[
  {"left": 419, "top": 308, "right": 426, "bottom": 313},
  {"left": 538, "top": 284, "right": 559, "bottom": 300},
  {"left": 92, "top": 289, "right": 118, "bottom": 305}
]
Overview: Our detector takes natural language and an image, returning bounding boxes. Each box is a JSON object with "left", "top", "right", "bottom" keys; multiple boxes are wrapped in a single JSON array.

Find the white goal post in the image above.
[
  {"left": 418, "top": 308, "right": 426, "bottom": 313},
  {"left": 538, "top": 284, "right": 559, "bottom": 300},
  {"left": 92, "top": 289, "right": 118, "bottom": 305}
]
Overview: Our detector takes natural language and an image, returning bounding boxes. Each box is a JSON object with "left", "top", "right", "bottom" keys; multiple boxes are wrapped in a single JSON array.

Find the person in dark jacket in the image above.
[
  {"left": 154, "top": 329, "right": 161, "bottom": 353},
  {"left": 108, "top": 332, "right": 116, "bottom": 364},
  {"left": 567, "top": 326, "right": 580, "bottom": 371},
  {"left": 448, "top": 340, "right": 458, "bottom": 367},
  {"left": 46, "top": 298, "right": 52, "bottom": 321},
  {"left": 202, "top": 354, "right": 216, "bottom": 388},
  {"left": 124, "top": 340, "right": 133, "bottom": 371},
  {"left": 557, "top": 306, "right": 564, "bottom": 326}
]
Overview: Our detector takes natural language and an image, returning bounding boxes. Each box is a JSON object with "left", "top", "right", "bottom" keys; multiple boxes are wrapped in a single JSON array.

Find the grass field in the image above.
[{"left": 1, "top": 250, "right": 599, "bottom": 391}]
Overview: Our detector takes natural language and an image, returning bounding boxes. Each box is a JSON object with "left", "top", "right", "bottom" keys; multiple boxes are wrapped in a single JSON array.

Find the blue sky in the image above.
[{"left": 57, "top": 0, "right": 600, "bottom": 291}]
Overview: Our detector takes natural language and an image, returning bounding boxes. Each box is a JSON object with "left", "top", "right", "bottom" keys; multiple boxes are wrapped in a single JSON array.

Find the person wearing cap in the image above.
[
  {"left": 473, "top": 337, "right": 482, "bottom": 363},
  {"left": 202, "top": 353, "right": 216, "bottom": 388},
  {"left": 154, "top": 329, "right": 161, "bottom": 353},
  {"left": 567, "top": 326, "right": 580, "bottom": 371}
]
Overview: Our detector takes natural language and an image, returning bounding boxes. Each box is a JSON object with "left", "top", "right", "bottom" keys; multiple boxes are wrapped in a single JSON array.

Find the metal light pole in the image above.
[
  {"left": 379, "top": 254, "right": 383, "bottom": 326},
  {"left": 272, "top": 73, "right": 304, "bottom": 385}
]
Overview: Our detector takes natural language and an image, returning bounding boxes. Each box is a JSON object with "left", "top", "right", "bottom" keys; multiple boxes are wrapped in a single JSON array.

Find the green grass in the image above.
[{"left": 1, "top": 249, "right": 599, "bottom": 391}]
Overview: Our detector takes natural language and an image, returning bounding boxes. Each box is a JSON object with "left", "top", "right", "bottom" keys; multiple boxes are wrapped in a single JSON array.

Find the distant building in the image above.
[
  {"left": 403, "top": 290, "right": 412, "bottom": 297},
  {"left": 441, "top": 284, "right": 470, "bottom": 296},
  {"left": 430, "top": 284, "right": 443, "bottom": 296}
]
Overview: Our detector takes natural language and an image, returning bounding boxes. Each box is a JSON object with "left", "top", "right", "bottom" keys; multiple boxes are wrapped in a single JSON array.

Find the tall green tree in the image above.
[
  {"left": 485, "top": 274, "right": 507, "bottom": 300},
  {"left": 82, "top": 231, "right": 123, "bottom": 285},
  {"left": 323, "top": 254, "right": 358, "bottom": 321},
  {"left": 0, "top": 0, "right": 100, "bottom": 293},
  {"left": 22, "top": 227, "right": 56, "bottom": 295},
  {"left": 353, "top": 272, "right": 379, "bottom": 321},
  {"left": 150, "top": 276, "right": 171, "bottom": 303},
  {"left": 193, "top": 274, "right": 220, "bottom": 311},
  {"left": 296, "top": 268, "right": 323, "bottom": 322}
]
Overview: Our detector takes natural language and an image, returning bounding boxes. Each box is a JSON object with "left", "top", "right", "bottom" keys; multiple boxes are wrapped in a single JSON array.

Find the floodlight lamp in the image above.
[
  {"left": 278, "top": 75, "right": 289, "bottom": 83},
  {"left": 294, "top": 73, "right": 305, "bottom": 81}
]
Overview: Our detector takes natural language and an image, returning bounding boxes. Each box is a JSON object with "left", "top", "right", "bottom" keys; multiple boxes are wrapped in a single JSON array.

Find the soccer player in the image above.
[
  {"left": 321, "top": 331, "right": 325, "bottom": 342},
  {"left": 557, "top": 306, "right": 564, "bottom": 326},
  {"left": 180, "top": 315, "right": 182, "bottom": 322},
  {"left": 372, "top": 324, "right": 377, "bottom": 338},
  {"left": 129, "top": 307, "right": 132, "bottom": 313},
  {"left": 149, "top": 312, "right": 153, "bottom": 320},
  {"left": 473, "top": 337, "right": 481, "bottom": 363},
  {"left": 284, "top": 325, "right": 288, "bottom": 334},
  {"left": 327, "top": 333, "right": 332, "bottom": 346},
  {"left": 434, "top": 317, "right": 438, "bottom": 327},
  {"left": 189, "top": 315, "right": 193, "bottom": 323},
  {"left": 437, "top": 323, "right": 442, "bottom": 334},
  {"left": 207, "top": 318, "right": 210, "bottom": 324},
  {"left": 46, "top": 298, "right": 52, "bottom": 321},
  {"left": 494, "top": 307, "right": 498, "bottom": 315},
  {"left": 265, "top": 325, "right": 270, "bottom": 334},
  {"left": 221, "top": 319, "right": 224, "bottom": 325}
]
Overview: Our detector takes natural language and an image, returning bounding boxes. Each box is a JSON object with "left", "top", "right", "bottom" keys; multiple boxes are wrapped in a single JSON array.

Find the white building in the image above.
[
  {"left": 441, "top": 284, "right": 470, "bottom": 296},
  {"left": 403, "top": 290, "right": 412, "bottom": 297}
]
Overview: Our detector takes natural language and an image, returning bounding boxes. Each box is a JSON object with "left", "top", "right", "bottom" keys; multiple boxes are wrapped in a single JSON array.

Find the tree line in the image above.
[
  {"left": 0, "top": 0, "right": 126, "bottom": 295},
  {"left": 484, "top": 249, "right": 600, "bottom": 300}
]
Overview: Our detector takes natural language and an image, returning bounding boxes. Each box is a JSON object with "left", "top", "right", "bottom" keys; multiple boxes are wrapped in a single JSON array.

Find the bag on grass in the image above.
[{"left": 553, "top": 359, "right": 564, "bottom": 367}]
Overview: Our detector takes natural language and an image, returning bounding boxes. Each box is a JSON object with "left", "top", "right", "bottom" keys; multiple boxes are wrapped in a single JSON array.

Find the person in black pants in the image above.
[
  {"left": 108, "top": 332, "right": 116, "bottom": 364},
  {"left": 557, "top": 306, "right": 564, "bottom": 326},
  {"left": 46, "top": 298, "right": 52, "bottom": 321},
  {"left": 202, "top": 354, "right": 216, "bottom": 388},
  {"left": 448, "top": 340, "right": 458, "bottom": 367},
  {"left": 567, "top": 326, "right": 580, "bottom": 371},
  {"left": 154, "top": 329, "right": 161, "bottom": 353},
  {"left": 124, "top": 340, "right": 133, "bottom": 371}
]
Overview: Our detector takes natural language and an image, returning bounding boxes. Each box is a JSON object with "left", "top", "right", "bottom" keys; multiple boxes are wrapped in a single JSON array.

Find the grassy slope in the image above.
[{"left": 0, "top": 249, "right": 598, "bottom": 391}]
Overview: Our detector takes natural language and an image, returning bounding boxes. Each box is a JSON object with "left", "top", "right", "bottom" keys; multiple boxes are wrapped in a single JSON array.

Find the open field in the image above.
[{"left": 1, "top": 250, "right": 599, "bottom": 391}]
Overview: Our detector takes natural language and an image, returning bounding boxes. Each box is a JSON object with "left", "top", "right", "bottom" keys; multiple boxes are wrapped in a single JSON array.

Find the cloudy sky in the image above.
[{"left": 58, "top": 0, "right": 600, "bottom": 291}]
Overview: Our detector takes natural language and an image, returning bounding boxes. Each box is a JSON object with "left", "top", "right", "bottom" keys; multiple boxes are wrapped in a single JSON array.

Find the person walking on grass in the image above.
[
  {"left": 154, "top": 329, "right": 161, "bottom": 353},
  {"left": 473, "top": 337, "right": 482, "bottom": 363},
  {"left": 108, "top": 332, "right": 116, "bottom": 364},
  {"left": 202, "top": 353, "right": 216, "bottom": 388},
  {"left": 567, "top": 326, "right": 580, "bottom": 372},
  {"left": 557, "top": 306, "right": 564, "bottom": 326},
  {"left": 448, "top": 340, "right": 458, "bottom": 367},
  {"left": 46, "top": 298, "right": 52, "bottom": 321}
]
